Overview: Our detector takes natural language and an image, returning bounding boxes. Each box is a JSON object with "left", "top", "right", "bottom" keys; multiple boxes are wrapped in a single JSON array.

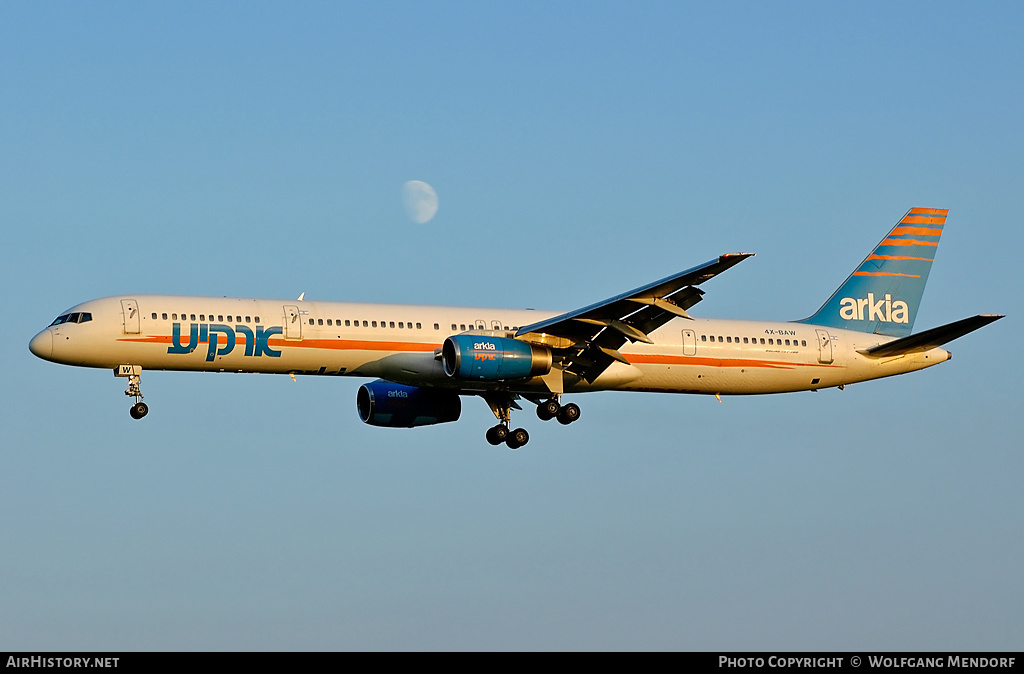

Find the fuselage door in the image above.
[
  {"left": 283, "top": 305, "right": 302, "bottom": 340},
  {"left": 121, "top": 299, "right": 140, "bottom": 335},
  {"left": 815, "top": 329, "right": 834, "bottom": 364},
  {"left": 682, "top": 329, "right": 697, "bottom": 356}
]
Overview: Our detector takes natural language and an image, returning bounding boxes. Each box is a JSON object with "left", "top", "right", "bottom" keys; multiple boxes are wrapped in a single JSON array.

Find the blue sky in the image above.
[{"left": 2, "top": 2, "right": 1021, "bottom": 650}]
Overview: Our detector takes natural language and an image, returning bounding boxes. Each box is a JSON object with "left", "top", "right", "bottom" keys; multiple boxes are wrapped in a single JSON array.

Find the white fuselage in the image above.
[{"left": 30, "top": 295, "right": 951, "bottom": 395}]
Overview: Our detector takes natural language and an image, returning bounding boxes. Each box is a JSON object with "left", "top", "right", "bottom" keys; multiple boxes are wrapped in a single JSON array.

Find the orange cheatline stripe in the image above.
[
  {"left": 892, "top": 226, "right": 942, "bottom": 236},
  {"left": 294, "top": 339, "right": 437, "bottom": 352},
  {"left": 866, "top": 254, "right": 933, "bottom": 262},
  {"left": 899, "top": 216, "right": 946, "bottom": 225},
  {"left": 119, "top": 335, "right": 845, "bottom": 370},
  {"left": 909, "top": 208, "right": 948, "bottom": 215},
  {"left": 853, "top": 271, "right": 920, "bottom": 278},
  {"left": 880, "top": 238, "right": 939, "bottom": 247},
  {"left": 624, "top": 353, "right": 840, "bottom": 369}
]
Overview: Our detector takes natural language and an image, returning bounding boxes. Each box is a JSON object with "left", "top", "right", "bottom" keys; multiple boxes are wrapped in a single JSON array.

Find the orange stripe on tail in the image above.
[
  {"left": 880, "top": 238, "right": 939, "bottom": 247},
  {"left": 891, "top": 226, "right": 943, "bottom": 236}
]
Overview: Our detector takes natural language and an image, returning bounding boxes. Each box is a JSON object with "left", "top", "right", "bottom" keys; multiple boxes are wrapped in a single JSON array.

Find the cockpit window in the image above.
[{"left": 48, "top": 312, "right": 91, "bottom": 326}]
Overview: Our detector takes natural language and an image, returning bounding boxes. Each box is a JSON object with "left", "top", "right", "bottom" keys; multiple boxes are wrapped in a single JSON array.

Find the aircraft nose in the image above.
[{"left": 29, "top": 330, "right": 52, "bottom": 360}]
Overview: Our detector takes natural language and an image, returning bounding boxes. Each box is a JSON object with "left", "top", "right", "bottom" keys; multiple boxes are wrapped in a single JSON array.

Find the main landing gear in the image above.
[
  {"left": 535, "top": 397, "right": 580, "bottom": 425},
  {"left": 482, "top": 393, "right": 581, "bottom": 449},
  {"left": 116, "top": 365, "right": 149, "bottom": 419},
  {"left": 483, "top": 393, "right": 530, "bottom": 449}
]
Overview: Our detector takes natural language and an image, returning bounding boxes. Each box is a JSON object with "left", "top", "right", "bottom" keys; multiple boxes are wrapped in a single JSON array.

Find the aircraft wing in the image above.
[
  {"left": 516, "top": 253, "right": 754, "bottom": 382},
  {"left": 858, "top": 314, "right": 1004, "bottom": 357}
]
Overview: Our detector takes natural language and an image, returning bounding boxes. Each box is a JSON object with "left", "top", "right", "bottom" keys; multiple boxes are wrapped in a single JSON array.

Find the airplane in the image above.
[{"left": 29, "top": 207, "right": 1002, "bottom": 449}]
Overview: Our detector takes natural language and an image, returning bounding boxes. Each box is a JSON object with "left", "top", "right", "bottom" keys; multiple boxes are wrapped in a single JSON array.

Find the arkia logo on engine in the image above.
[{"left": 838, "top": 293, "right": 910, "bottom": 323}]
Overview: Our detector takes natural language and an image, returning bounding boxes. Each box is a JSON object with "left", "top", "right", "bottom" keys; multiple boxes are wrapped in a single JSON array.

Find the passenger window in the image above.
[
  {"left": 726, "top": 336, "right": 732, "bottom": 343},
  {"left": 701, "top": 335, "right": 707, "bottom": 342},
  {"left": 345, "top": 320, "right": 350, "bottom": 327},
  {"left": 451, "top": 324, "right": 457, "bottom": 330},
  {"left": 246, "top": 316, "right": 251, "bottom": 323},
  {"left": 460, "top": 324, "right": 466, "bottom": 331},
  {"left": 151, "top": 312, "right": 157, "bottom": 319},
  {"left": 318, "top": 319, "right": 324, "bottom": 326},
  {"left": 172, "top": 314, "right": 178, "bottom": 320},
  {"left": 372, "top": 321, "right": 377, "bottom": 328},
  {"left": 743, "top": 337, "right": 748, "bottom": 344},
  {"left": 362, "top": 320, "right": 368, "bottom": 327},
  {"left": 162, "top": 313, "right": 168, "bottom": 320},
  {"left": 309, "top": 319, "right": 314, "bottom": 325},
  {"left": 398, "top": 322, "right": 404, "bottom": 329},
  {"left": 802, "top": 340, "right": 807, "bottom": 346},
  {"left": 390, "top": 321, "right": 395, "bottom": 328},
  {"left": 191, "top": 314, "right": 196, "bottom": 321},
  {"left": 327, "top": 319, "right": 332, "bottom": 326},
  {"left": 433, "top": 323, "right": 438, "bottom": 330},
  {"left": 718, "top": 336, "right": 723, "bottom": 342}
]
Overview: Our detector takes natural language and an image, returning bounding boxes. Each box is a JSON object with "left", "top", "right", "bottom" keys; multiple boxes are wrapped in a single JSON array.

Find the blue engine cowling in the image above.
[
  {"left": 357, "top": 380, "right": 461, "bottom": 428},
  {"left": 442, "top": 335, "right": 552, "bottom": 381}
]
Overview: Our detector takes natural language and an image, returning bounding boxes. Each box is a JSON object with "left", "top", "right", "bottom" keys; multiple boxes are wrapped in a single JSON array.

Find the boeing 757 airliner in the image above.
[{"left": 29, "top": 208, "right": 1002, "bottom": 448}]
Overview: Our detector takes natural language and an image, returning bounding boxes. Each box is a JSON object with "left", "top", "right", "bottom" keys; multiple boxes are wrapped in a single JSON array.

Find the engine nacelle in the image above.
[
  {"left": 356, "top": 380, "right": 461, "bottom": 428},
  {"left": 442, "top": 335, "right": 552, "bottom": 381}
]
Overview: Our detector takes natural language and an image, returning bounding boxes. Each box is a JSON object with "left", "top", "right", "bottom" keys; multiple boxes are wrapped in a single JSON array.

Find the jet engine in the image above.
[
  {"left": 356, "top": 380, "right": 461, "bottom": 428},
  {"left": 442, "top": 335, "right": 552, "bottom": 381}
]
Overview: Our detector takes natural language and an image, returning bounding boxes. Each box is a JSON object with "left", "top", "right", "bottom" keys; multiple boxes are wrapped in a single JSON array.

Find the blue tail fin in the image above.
[{"left": 800, "top": 208, "right": 947, "bottom": 337}]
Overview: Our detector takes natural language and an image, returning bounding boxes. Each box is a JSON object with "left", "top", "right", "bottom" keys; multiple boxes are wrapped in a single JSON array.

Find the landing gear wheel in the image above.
[
  {"left": 506, "top": 427, "right": 529, "bottom": 449},
  {"left": 486, "top": 424, "right": 509, "bottom": 445},
  {"left": 557, "top": 402, "right": 581, "bottom": 425},
  {"left": 537, "top": 398, "right": 560, "bottom": 421},
  {"left": 129, "top": 402, "right": 149, "bottom": 419}
]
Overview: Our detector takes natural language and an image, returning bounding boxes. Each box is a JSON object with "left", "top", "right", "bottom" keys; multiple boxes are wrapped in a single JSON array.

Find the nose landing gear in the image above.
[{"left": 116, "top": 365, "right": 148, "bottom": 419}]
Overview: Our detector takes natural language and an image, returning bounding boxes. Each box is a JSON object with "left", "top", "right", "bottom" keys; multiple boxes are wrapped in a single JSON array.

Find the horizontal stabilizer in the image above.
[{"left": 859, "top": 314, "right": 1003, "bottom": 357}]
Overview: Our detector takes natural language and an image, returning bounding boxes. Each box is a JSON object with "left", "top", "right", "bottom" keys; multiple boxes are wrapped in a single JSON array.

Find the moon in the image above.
[{"left": 401, "top": 180, "right": 439, "bottom": 224}]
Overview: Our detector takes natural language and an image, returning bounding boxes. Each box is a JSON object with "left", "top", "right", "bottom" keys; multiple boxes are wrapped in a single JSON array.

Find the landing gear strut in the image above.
[{"left": 116, "top": 365, "right": 148, "bottom": 419}]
